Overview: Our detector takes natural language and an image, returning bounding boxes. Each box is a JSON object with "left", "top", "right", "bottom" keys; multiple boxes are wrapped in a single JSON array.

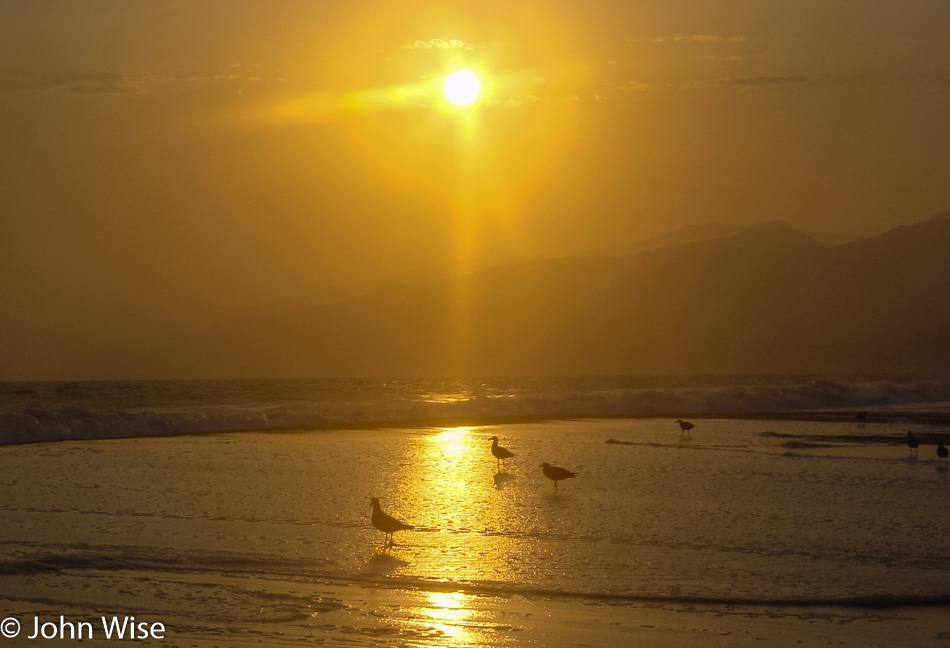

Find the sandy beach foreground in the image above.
[
  {"left": 2, "top": 416, "right": 950, "bottom": 647},
  {"left": 3, "top": 559, "right": 947, "bottom": 647}
]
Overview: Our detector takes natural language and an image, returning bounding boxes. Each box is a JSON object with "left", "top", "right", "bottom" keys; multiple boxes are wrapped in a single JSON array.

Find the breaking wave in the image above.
[{"left": 2, "top": 374, "right": 949, "bottom": 445}]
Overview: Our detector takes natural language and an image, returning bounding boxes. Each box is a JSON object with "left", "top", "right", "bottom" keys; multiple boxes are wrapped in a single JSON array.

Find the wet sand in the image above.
[
  {"left": 4, "top": 569, "right": 944, "bottom": 647},
  {"left": 2, "top": 416, "right": 949, "bottom": 647}
]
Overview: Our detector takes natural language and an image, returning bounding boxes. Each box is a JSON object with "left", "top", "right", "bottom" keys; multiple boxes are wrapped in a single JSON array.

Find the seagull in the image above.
[
  {"left": 937, "top": 442, "right": 948, "bottom": 466},
  {"left": 540, "top": 462, "right": 578, "bottom": 492},
  {"left": 675, "top": 419, "right": 695, "bottom": 438},
  {"left": 489, "top": 436, "right": 515, "bottom": 470},
  {"left": 370, "top": 498, "right": 414, "bottom": 546},
  {"left": 906, "top": 431, "right": 919, "bottom": 456}
]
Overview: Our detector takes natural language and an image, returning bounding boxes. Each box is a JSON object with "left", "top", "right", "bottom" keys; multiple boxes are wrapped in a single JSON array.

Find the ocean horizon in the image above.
[{"left": 3, "top": 373, "right": 950, "bottom": 447}]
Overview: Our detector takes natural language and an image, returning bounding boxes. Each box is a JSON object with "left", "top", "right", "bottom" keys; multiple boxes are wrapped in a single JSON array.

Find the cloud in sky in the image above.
[
  {"left": 613, "top": 80, "right": 655, "bottom": 92},
  {"left": 63, "top": 73, "right": 143, "bottom": 94},
  {"left": 0, "top": 69, "right": 252, "bottom": 95},
  {"left": 666, "top": 34, "right": 745, "bottom": 43},
  {"left": 405, "top": 39, "right": 472, "bottom": 50},
  {"left": 0, "top": 71, "right": 143, "bottom": 94},
  {"left": 630, "top": 34, "right": 745, "bottom": 44},
  {"left": 718, "top": 75, "right": 809, "bottom": 86}
]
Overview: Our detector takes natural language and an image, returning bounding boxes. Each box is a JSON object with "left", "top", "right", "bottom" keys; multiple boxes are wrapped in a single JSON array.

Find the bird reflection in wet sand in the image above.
[
  {"left": 489, "top": 436, "right": 514, "bottom": 471},
  {"left": 366, "top": 552, "right": 409, "bottom": 572},
  {"left": 540, "top": 462, "right": 578, "bottom": 492},
  {"left": 937, "top": 442, "right": 948, "bottom": 467},
  {"left": 906, "top": 431, "right": 919, "bottom": 457},
  {"left": 493, "top": 471, "right": 516, "bottom": 489},
  {"left": 370, "top": 497, "right": 414, "bottom": 546}
]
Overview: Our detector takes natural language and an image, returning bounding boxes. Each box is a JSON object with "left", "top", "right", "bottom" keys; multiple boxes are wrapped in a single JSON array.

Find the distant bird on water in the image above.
[
  {"left": 370, "top": 498, "right": 414, "bottom": 546},
  {"left": 906, "top": 431, "right": 919, "bottom": 456},
  {"left": 489, "top": 436, "right": 515, "bottom": 471},
  {"left": 937, "top": 442, "right": 948, "bottom": 466},
  {"left": 540, "top": 462, "right": 578, "bottom": 492},
  {"left": 675, "top": 419, "right": 695, "bottom": 438}
]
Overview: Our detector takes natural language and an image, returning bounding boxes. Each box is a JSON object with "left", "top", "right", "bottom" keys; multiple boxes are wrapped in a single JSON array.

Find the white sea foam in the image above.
[{"left": 1, "top": 374, "right": 948, "bottom": 445}]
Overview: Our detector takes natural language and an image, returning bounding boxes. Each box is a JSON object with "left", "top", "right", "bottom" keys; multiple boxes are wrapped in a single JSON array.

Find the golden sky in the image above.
[{"left": 2, "top": 0, "right": 950, "bottom": 378}]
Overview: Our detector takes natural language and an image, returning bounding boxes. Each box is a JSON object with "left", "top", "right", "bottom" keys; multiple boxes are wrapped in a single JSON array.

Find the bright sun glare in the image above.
[{"left": 443, "top": 70, "right": 480, "bottom": 106}]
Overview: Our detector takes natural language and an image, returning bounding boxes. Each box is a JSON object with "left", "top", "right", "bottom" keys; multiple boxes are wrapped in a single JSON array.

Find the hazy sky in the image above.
[{"left": 2, "top": 1, "right": 950, "bottom": 378}]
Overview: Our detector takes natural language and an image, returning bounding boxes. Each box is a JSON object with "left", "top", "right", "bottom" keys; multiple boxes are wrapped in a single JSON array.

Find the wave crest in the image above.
[{"left": 2, "top": 375, "right": 949, "bottom": 445}]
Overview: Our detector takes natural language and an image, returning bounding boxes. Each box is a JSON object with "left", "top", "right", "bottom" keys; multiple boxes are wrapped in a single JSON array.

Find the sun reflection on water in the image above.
[
  {"left": 392, "top": 588, "right": 518, "bottom": 648},
  {"left": 414, "top": 591, "right": 472, "bottom": 644},
  {"left": 392, "top": 425, "right": 537, "bottom": 586},
  {"left": 434, "top": 426, "right": 473, "bottom": 458}
]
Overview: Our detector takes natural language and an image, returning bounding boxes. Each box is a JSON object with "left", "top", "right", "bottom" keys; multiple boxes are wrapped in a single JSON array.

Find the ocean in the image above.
[
  {"left": 3, "top": 374, "right": 950, "bottom": 446},
  {"left": 2, "top": 375, "right": 950, "bottom": 646}
]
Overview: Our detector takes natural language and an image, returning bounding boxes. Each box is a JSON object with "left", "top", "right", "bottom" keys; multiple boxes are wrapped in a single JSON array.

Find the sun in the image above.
[{"left": 443, "top": 70, "right": 480, "bottom": 106}]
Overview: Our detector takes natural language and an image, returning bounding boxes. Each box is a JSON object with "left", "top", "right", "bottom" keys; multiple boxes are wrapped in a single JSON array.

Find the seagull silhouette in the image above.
[
  {"left": 906, "top": 431, "right": 919, "bottom": 456},
  {"left": 540, "top": 462, "right": 578, "bottom": 492},
  {"left": 489, "top": 436, "right": 515, "bottom": 470},
  {"left": 370, "top": 498, "right": 414, "bottom": 546},
  {"left": 937, "top": 442, "right": 948, "bottom": 466},
  {"left": 675, "top": 419, "right": 695, "bottom": 438}
]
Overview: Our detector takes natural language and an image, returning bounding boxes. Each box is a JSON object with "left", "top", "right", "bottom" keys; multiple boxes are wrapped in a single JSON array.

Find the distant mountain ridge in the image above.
[
  {"left": 150, "top": 214, "right": 950, "bottom": 378},
  {"left": 577, "top": 220, "right": 857, "bottom": 259}
]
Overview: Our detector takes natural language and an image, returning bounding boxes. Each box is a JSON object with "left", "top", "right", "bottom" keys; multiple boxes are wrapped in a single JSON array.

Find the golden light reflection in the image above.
[
  {"left": 388, "top": 425, "right": 536, "bottom": 590},
  {"left": 395, "top": 589, "right": 513, "bottom": 648},
  {"left": 416, "top": 591, "right": 472, "bottom": 643},
  {"left": 433, "top": 426, "right": 473, "bottom": 459}
]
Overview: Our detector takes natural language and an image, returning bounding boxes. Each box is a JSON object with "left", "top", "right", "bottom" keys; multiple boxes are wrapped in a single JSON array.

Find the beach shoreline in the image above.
[
  {"left": 6, "top": 579, "right": 945, "bottom": 647},
  {"left": 4, "top": 404, "right": 950, "bottom": 449},
  {"left": 3, "top": 409, "right": 950, "bottom": 646}
]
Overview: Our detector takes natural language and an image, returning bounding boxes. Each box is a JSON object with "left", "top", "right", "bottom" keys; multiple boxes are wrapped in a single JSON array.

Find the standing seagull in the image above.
[
  {"left": 906, "top": 431, "right": 919, "bottom": 456},
  {"left": 675, "top": 419, "right": 695, "bottom": 438},
  {"left": 370, "top": 498, "right": 414, "bottom": 546},
  {"left": 937, "top": 442, "right": 948, "bottom": 466},
  {"left": 489, "top": 436, "right": 515, "bottom": 471},
  {"left": 540, "top": 462, "right": 578, "bottom": 492}
]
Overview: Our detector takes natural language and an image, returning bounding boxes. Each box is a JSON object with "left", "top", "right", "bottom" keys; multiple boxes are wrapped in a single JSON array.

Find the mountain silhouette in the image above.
[
  {"left": 166, "top": 215, "right": 950, "bottom": 378},
  {"left": 577, "top": 220, "right": 856, "bottom": 258}
]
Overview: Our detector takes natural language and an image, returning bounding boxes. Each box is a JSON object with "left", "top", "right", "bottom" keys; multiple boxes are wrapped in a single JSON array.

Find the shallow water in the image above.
[{"left": 1, "top": 417, "right": 949, "bottom": 646}]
